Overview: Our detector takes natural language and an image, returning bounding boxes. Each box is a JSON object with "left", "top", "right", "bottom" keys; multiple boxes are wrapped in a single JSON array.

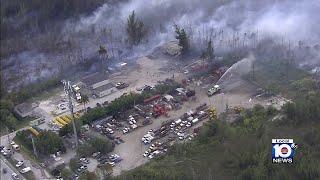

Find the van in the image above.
[{"left": 20, "top": 167, "right": 31, "bottom": 174}]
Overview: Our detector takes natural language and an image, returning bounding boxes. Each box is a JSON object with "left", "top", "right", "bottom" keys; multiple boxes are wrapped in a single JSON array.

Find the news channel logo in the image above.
[{"left": 272, "top": 139, "right": 298, "bottom": 163}]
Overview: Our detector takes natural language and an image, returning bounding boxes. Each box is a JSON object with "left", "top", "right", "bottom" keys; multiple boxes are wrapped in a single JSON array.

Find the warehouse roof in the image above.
[
  {"left": 93, "top": 83, "right": 115, "bottom": 92},
  {"left": 81, "top": 72, "right": 109, "bottom": 86},
  {"left": 14, "top": 102, "right": 38, "bottom": 118}
]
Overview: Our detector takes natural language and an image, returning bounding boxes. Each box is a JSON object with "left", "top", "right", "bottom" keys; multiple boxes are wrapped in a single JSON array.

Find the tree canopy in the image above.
[
  {"left": 35, "top": 130, "right": 66, "bottom": 155},
  {"left": 126, "top": 11, "right": 146, "bottom": 46},
  {"left": 174, "top": 24, "right": 189, "bottom": 55}
]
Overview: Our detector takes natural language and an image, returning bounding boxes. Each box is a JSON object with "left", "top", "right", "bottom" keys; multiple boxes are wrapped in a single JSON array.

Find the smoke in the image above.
[
  {"left": 3, "top": 0, "right": 320, "bottom": 89},
  {"left": 70, "top": 0, "right": 320, "bottom": 44}
]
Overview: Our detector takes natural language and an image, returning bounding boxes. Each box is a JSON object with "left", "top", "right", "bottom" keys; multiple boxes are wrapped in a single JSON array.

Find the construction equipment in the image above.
[
  {"left": 233, "top": 106, "right": 244, "bottom": 114},
  {"left": 152, "top": 104, "right": 168, "bottom": 118},
  {"left": 209, "top": 107, "right": 217, "bottom": 119}
]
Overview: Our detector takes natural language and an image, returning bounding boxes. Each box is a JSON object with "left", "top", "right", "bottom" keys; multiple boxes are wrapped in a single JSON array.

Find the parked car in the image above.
[
  {"left": 80, "top": 158, "right": 90, "bottom": 164},
  {"left": 122, "top": 127, "right": 130, "bottom": 134},
  {"left": 108, "top": 162, "right": 115, "bottom": 166},
  {"left": 15, "top": 161, "right": 24, "bottom": 167},
  {"left": 116, "top": 82, "right": 129, "bottom": 89},
  {"left": 20, "top": 167, "right": 31, "bottom": 174},
  {"left": 11, "top": 173, "right": 20, "bottom": 180}
]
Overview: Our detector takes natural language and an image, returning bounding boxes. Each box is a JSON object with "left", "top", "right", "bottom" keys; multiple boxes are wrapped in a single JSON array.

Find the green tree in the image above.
[
  {"left": 69, "top": 158, "right": 81, "bottom": 172},
  {"left": 60, "top": 168, "right": 72, "bottom": 180},
  {"left": 76, "top": 143, "right": 94, "bottom": 157},
  {"left": 88, "top": 137, "right": 113, "bottom": 154},
  {"left": 126, "top": 11, "right": 146, "bottom": 45},
  {"left": 35, "top": 130, "right": 66, "bottom": 155},
  {"left": 59, "top": 119, "right": 82, "bottom": 137},
  {"left": 174, "top": 24, "right": 189, "bottom": 55},
  {"left": 80, "top": 94, "right": 89, "bottom": 112},
  {"left": 80, "top": 172, "right": 98, "bottom": 180}
]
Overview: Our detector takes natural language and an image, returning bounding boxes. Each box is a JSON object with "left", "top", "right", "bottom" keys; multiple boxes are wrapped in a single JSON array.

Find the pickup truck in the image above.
[{"left": 207, "top": 85, "right": 221, "bottom": 96}]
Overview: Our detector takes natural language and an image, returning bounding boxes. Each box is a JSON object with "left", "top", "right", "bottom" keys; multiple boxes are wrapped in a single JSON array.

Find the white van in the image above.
[
  {"left": 192, "top": 118, "right": 199, "bottom": 124},
  {"left": 20, "top": 167, "right": 31, "bottom": 174}
]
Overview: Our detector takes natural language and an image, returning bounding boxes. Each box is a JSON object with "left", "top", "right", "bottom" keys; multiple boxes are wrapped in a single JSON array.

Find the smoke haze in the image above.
[{"left": 2, "top": 0, "right": 320, "bottom": 90}]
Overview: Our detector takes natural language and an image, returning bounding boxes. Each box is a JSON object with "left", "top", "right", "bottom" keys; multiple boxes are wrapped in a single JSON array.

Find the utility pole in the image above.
[
  {"left": 30, "top": 135, "right": 38, "bottom": 158},
  {"left": 62, "top": 80, "right": 79, "bottom": 147}
]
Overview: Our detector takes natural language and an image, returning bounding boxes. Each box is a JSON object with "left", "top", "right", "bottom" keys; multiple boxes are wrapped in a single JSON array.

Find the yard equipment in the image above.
[
  {"left": 233, "top": 106, "right": 244, "bottom": 114},
  {"left": 152, "top": 104, "right": 168, "bottom": 118},
  {"left": 209, "top": 107, "right": 217, "bottom": 119},
  {"left": 28, "top": 127, "right": 40, "bottom": 136}
]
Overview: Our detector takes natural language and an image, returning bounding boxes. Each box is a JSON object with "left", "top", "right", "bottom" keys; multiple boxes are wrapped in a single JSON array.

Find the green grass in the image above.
[{"left": 13, "top": 136, "right": 42, "bottom": 164}]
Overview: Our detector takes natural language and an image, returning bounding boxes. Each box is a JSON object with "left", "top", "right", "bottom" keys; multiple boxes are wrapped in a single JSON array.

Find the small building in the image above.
[
  {"left": 93, "top": 83, "right": 117, "bottom": 98},
  {"left": 14, "top": 103, "right": 38, "bottom": 118},
  {"left": 81, "top": 72, "right": 110, "bottom": 89}
]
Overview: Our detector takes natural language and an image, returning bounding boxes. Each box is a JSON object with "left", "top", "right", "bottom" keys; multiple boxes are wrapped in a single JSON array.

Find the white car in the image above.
[
  {"left": 122, "top": 128, "right": 129, "bottom": 134},
  {"left": 20, "top": 167, "right": 31, "bottom": 174},
  {"left": 108, "top": 162, "right": 115, "bottom": 166},
  {"left": 177, "top": 132, "right": 184, "bottom": 137},
  {"left": 143, "top": 152, "right": 149, "bottom": 157},
  {"left": 186, "top": 122, "right": 192, "bottom": 127},
  {"left": 148, "top": 154, "right": 154, "bottom": 159},
  {"left": 11, "top": 173, "right": 20, "bottom": 180},
  {"left": 16, "top": 161, "right": 24, "bottom": 167}
]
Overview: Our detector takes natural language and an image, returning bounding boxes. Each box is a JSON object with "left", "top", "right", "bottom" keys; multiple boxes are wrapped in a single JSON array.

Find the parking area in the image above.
[{"left": 1, "top": 54, "right": 285, "bottom": 179}]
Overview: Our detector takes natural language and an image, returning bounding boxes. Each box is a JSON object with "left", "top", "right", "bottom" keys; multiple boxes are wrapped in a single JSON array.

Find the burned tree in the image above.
[
  {"left": 98, "top": 45, "right": 108, "bottom": 71},
  {"left": 126, "top": 11, "right": 146, "bottom": 46},
  {"left": 201, "top": 39, "right": 214, "bottom": 60},
  {"left": 174, "top": 24, "right": 189, "bottom": 56}
]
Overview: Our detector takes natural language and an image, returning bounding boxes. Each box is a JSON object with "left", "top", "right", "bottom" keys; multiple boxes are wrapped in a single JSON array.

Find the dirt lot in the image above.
[
  {"left": 7, "top": 54, "right": 285, "bottom": 179},
  {"left": 111, "top": 78, "right": 261, "bottom": 176}
]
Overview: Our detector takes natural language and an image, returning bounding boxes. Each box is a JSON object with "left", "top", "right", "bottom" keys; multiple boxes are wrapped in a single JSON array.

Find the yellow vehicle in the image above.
[
  {"left": 209, "top": 107, "right": 217, "bottom": 119},
  {"left": 56, "top": 118, "right": 68, "bottom": 126},
  {"left": 53, "top": 119, "right": 64, "bottom": 127},
  {"left": 60, "top": 115, "right": 71, "bottom": 123},
  {"left": 29, "top": 127, "right": 40, "bottom": 136}
]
